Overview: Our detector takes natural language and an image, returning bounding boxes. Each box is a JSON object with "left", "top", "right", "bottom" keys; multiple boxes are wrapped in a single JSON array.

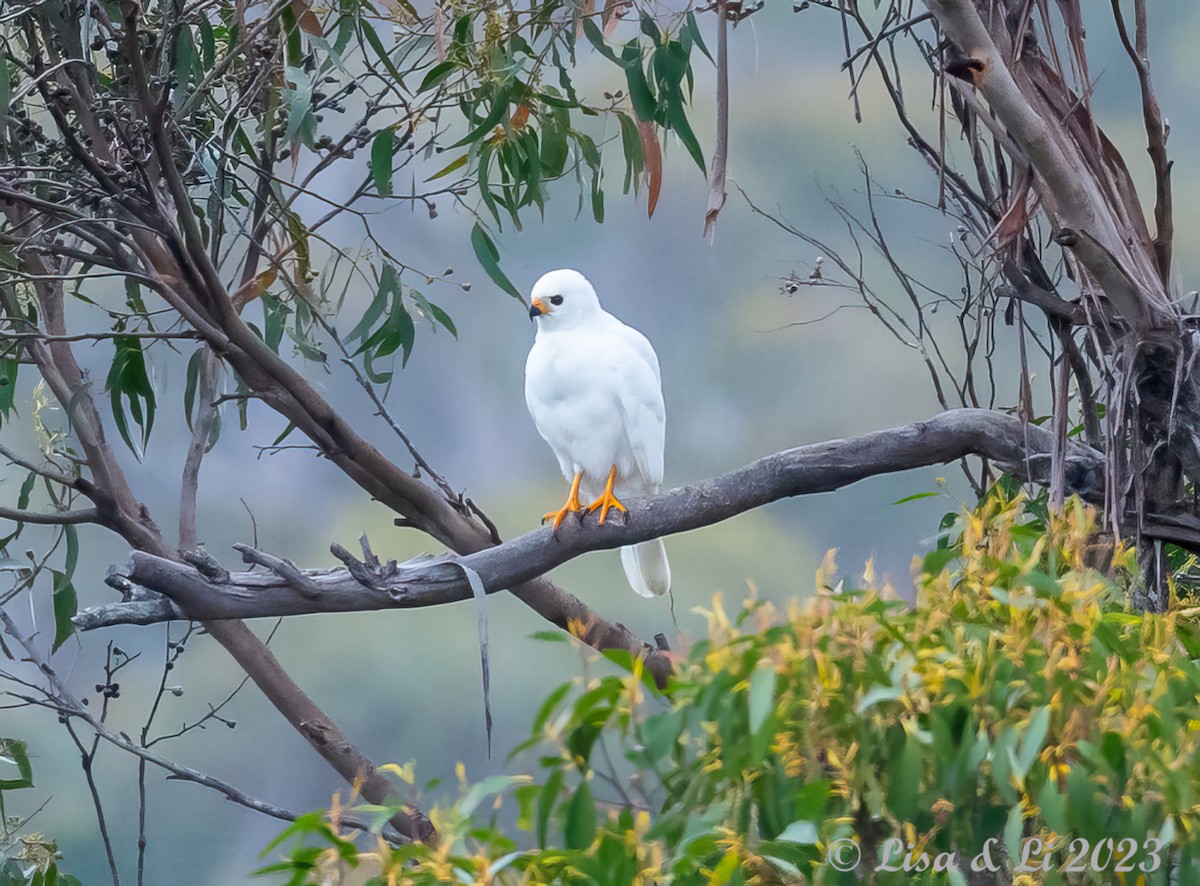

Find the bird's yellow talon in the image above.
[
  {"left": 543, "top": 472, "right": 583, "bottom": 532},
  {"left": 586, "top": 465, "right": 627, "bottom": 525}
]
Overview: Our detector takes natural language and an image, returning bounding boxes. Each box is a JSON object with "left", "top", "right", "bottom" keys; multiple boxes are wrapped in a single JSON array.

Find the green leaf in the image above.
[
  {"left": 425, "top": 153, "right": 469, "bottom": 182},
  {"left": 564, "top": 778, "right": 596, "bottom": 850},
  {"left": 285, "top": 211, "right": 312, "bottom": 280},
  {"left": 106, "top": 336, "right": 156, "bottom": 456},
  {"left": 640, "top": 708, "right": 685, "bottom": 763},
  {"left": 893, "top": 491, "right": 939, "bottom": 505},
  {"left": 282, "top": 65, "right": 316, "bottom": 147},
  {"left": 686, "top": 11, "right": 714, "bottom": 63},
  {"left": 460, "top": 774, "right": 532, "bottom": 818},
  {"left": 776, "top": 820, "right": 819, "bottom": 846},
  {"left": 528, "top": 630, "right": 570, "bottom": 644},
  {"left": 537, "top": 768, "right": 564, "bottom": 848},
  {"left": 616, "top": 112, "right": 644, "bottom": 194},
  {"left": 451, "top": 92, "right": 511, "bottom": 149},
  {"left": 639, "top": 11, "right": 661, "bottom": 43},
  {"left": 371, "top": 128, "right": 395, "bottom": 197},
  {"left": 855, "top": 683, "right": 902, "bottom": 713},
  {"left": 0, "top": 738, "right": 33, "bottom": 790},
  {"left": 667, "top": 94, "right": 706, "bottom": 174},
  {"left": 17, "top": 471, "right": 35, "bottom": 511},
  {"left": 1013, "top": 706, "right": 1050, "bottom": 781},
  {"left": 470, "top": 223, "right": 523, "bottom": 302},
  {"left": 279, "top": 3, "right": 303, "bottom": 67},
  {"left": 271, "top": 422, "right": 297, "bottom": 447},
  {"left": 0, "top": 357, "right": 18, "bottom": 425},
  {"left": 1003, "top": 803, "right": 1025, "bottom": 861},
  {"left": 426, "top": 303, "right": 457, "bottom": 337},
  {"left": 888, "top": 729, "right": 922, "bottom": 819},
  {"left": 590, "top": 167, "right": 604, "bottom": 223},
  {"left": 580, "top": 18, "right": 623, "bottom": 65},
  {"left": 936, "top": 511, "right": 960, "bottom": 550},
  {"left": 418, "top": 60, "right": 458, "bottom": 93},
  {"left": 183, "top": 348, "right": 202, "bottom": 431},
  {"left": 748, "top": 666, "right": 776, "bottom": 735},
  {"left": 51, "top": 570, "right": 77, "bottom": 652},
  {"left": 0, "top": 59, "right": 11, "bottom": 149},
  {"left": 358, "top": 22, "right": 404, "bottom": 86},
  {"left": 173, "top": 26, "right": 198, "bottom": 105},
  {"left": 539, "top": 118, "right": 569, "bottom": 179},
  {"left": 623, "top": 44, "right": 657, "bottom": 122},
  {"left": 409, "top": 291, "right": 458, "bottom": 337},
  {"left": 62, "top": 524, "right": 78, "bottom": 582},
  {"left": 348, "top": 275, "right": 390, "bottom": 342}
]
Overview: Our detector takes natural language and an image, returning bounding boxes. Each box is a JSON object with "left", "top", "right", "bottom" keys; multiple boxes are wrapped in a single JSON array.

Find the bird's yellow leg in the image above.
[
  {"left": 542, "top": 472, "right": 584, "bottom": 532},
  {"left": 585, "top": 465, "right": 628, "bottom": 525}
]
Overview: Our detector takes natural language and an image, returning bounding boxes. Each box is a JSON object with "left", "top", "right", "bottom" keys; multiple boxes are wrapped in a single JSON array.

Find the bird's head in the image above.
[{"left": 528, "top": 269, "right": 600, "bottom": 329}]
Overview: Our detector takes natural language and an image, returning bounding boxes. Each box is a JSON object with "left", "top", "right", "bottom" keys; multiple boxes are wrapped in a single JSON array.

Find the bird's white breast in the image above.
[{"left": 525, "top": 317, "right": 664, "bottom": 500}]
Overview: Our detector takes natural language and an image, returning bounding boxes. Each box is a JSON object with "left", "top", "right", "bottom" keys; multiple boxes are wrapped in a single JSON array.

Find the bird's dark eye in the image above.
[{"left": 549, "top": 294, "right": 564, "bottom": 306}]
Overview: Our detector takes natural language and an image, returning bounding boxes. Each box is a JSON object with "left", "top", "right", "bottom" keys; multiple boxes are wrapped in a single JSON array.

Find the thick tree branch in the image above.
[{"left": 76, "top": 408, "right": 1105, "bottom": 630}]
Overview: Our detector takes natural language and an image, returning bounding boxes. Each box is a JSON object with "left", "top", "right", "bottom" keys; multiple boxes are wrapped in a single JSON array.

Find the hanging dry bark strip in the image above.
[{"left": 703, "top": 0, "right": 730, "bottom": 237}]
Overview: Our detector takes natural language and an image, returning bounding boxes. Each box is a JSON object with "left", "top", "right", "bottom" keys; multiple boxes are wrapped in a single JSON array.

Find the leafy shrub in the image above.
[{"left": 257, "top": 490, "right": 1200, "bottom": 884}]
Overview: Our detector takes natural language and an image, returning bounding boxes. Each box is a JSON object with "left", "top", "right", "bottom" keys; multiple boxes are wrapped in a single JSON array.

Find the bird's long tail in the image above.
[{"left": 620, "top": 540, "right": 670, "bottom": 598}]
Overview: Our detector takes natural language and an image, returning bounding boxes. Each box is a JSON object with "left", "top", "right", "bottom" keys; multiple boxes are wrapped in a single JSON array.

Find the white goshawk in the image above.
[{"left": 524, "top": 269, "right": 671, "bottom": 598}]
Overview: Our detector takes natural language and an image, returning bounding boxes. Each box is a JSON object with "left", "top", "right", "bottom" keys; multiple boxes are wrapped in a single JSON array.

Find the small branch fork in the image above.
[{"left": 76, "top": 409, "right": 1107, "bottom": 679}]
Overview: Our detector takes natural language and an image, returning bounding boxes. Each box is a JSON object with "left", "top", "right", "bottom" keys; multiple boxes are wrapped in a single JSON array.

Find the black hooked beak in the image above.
[{"left": 528, "top": 297, "right": 548, "bottom": 320}]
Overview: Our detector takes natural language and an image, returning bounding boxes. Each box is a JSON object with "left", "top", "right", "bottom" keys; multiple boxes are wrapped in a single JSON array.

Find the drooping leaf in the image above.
[
  {"left": 370, "top": 128, "right": 395, "bottom": 197},
  {"left": 183, "top": 348, "right": 203, "bottom": 431},
  {"left": 536, "top": 768, "right": 564, "bottom": 848},
  {"left": 1013, "top": 706, "right": 1050, "bottom": 781},
  {"left": 564, "top": 778, "right": 596, "bottom": 850},
  {"left": 622, "top": 43, "right": 657, "bottom": 122},
  {"left": 458, "top": 774, "right": 531, "bottom": 818},
  {"left": 470, "top": 222, "right": 523, "bottom": 302},
  {"left": 748, "top": 666, "right": 776, "bottom": 735},
  {"left": 281, "top": 65, "right": 317, "bottom": 148},
  {"left": 686, "top": 11, "right": 714, "bottom": 62},
  {"left": 451, "top": 91, "right": 512, "bottom": 149},
  {"left": 51, "top": 569, "right": 77, "bottom": 652},
  {"left": 581, "top": 18, "right": 623, "bottom": 65},
  {"left": 62, "top": 524, "right": 78, "bottom": 582},
  {"left": 667, "top": 92, "right": 706, "bottom": 174},
  {"left": 105, "top": 336, "right": 156, "bottom": 456},
  {"left": 418, "top": 60, "right": 458, "bottom": 93},
  {"left": 425, "top": 153, "right": 469, "bottom": 181},
  {"left": 0, "top": 357, "right": 17, "bottom": 425}
]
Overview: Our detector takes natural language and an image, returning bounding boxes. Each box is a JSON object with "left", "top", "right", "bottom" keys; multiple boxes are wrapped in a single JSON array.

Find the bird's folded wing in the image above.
[{"left": 616, "top": 355, "right": 666, "bottom": 488}]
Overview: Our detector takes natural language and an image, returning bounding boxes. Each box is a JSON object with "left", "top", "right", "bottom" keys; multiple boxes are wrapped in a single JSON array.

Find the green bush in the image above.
[{"left": 257, "top": 490, "right": 1200, "bottom": 884}]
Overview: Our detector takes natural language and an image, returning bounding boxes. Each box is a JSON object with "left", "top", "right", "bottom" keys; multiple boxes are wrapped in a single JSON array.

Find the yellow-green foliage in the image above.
[{"left": 258, "top": 491, "right": 1200, "bottom": 884}]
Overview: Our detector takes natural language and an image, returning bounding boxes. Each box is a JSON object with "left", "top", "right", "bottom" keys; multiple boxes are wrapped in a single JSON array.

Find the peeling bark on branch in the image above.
[
  {"left": 922, "top": 0, "right": 1174, "bottom": 331},
  {"left": 77, "top": 408, "right": 1104, "bottom": 632}
]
